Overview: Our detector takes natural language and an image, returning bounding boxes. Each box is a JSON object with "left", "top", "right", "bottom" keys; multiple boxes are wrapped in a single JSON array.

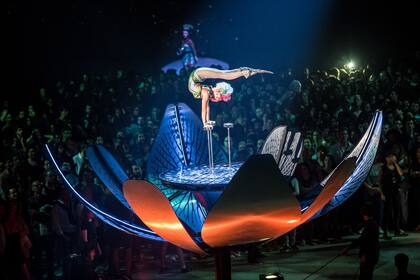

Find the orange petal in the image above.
[
  {"left": 123, "top": 180, "right": 206, "bottom": 254},
  {"left": 202, "top": 155, "right": 302, "bottom": 248}
]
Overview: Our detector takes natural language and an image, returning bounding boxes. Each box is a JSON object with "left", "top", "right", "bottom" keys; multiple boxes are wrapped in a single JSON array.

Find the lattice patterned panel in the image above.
[
  {"left": 261, "top": 126, "right": 288, "bottom": 164},
  {"left": 278, "top": 131, "right": 303, "bottom": 178}
]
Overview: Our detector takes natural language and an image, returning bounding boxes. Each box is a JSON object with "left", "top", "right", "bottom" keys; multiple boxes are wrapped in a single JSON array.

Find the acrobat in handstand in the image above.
[{"left": 187, "top": 67, "right": 273, "bottom": 128}]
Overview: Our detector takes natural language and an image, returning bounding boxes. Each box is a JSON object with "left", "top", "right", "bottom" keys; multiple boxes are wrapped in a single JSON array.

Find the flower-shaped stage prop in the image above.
[{"left": 45, "top": 103, "right": 382, "bottom": 279}]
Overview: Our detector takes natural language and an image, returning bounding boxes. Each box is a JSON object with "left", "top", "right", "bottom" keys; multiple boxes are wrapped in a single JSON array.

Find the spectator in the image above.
[
  {"left": 329, "top": 128, "right": 354, "bottom": 165},
  {"left": 363, "top": 156, "right": 385, "bottom": 233},
  {"left": 0, "top": 198, "right": 7, "bottom": 280},
  {"left": 408, "top": 147, "right": 420, "bottom": 231},
  {"left": 51, "top": 187, "right": 77, "bottom": 275},
  {"left": 393, "top": 253, "right": 420, "bottom": 280},
  {"left": 296, "top": 162, "right": 319, "bottom": 245},
  {"left": 381, "top": 151, "right": 408, "bottom": 239},
  {"left": 159, "top": 242, "right": 190, "bottom": 274},
  {"left": 81, "top": 209, "right": 101, "bottom": 262},
  {"left": 342, "top": 206, "right": 379, "bottom": 280},
  {"left": 4, "top": 191, "right": 32, "bottom": 280},
  {"left": 281, "top": 176, "right": 300, "bottom": 251}
]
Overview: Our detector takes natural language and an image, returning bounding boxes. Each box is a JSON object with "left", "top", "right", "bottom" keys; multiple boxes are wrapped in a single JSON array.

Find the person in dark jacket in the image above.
[
  {"left": 393, "top": 253, "right": 420, "bottom": 280},
  {"left": 342, "top": 206, "right": 379, "bottom": 280}
]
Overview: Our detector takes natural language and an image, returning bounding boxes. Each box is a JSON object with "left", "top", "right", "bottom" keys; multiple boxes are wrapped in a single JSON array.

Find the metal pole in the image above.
[
  {"left": 227, "top": 128, "right": 231, "bottom": 167},
  {"left": 210, "top": 132, "right": 214, "bottom": 169},
  {"left": 206, "top": 128, "right": 212, "bottom": 169},
  {"left": 206, "top": 121, "right": 215, "bottom": 171},
  {"left": 223, "top": 123, "right": 234, "bottom": 168}
]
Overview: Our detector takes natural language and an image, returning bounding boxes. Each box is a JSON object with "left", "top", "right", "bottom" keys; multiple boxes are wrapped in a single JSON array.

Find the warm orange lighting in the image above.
[
  {"left": 121, "top": 155, "right": 357, "bottom": 252},
  {"left": 201, "top": 157, "right": 357, "bottom": 248},
  {"left": 123, "top": 180, "right": 206, "bottom": 255},
  {"left": 146, "top": 222, "right": 185, "bottom": 230},
  {"left": 201, "top": 161, "right": 302, "bottom": 248}
]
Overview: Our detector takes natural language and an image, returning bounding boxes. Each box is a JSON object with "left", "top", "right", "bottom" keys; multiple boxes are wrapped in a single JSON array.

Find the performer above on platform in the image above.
[
  {"left": 188, "top": 67, "right": 273, "bottom": 128},
  {"left": 177, "top": 24, "right": 198, "bottom": 71}
]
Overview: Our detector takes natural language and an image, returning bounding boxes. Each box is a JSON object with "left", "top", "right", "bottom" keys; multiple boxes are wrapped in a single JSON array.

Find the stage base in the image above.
[{"left": 215, "top": 247, "right": 231, "bottom": 280}]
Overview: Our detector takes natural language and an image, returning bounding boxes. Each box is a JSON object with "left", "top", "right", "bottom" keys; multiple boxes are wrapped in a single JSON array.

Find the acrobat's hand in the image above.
[
  {"left": 203, "top": 120, "right": 215, "bottom": 130},
  {"left": 203, "top": 123, "right": 215, "bottom": 130}
]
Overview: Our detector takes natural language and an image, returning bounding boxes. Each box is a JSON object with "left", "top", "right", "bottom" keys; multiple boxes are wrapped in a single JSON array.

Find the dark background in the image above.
[{"left": 5, "top": 0, "right": 419, "bottom": 95}]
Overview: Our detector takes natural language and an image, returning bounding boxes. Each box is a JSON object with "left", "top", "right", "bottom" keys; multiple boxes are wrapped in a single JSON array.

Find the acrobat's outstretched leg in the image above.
[{"left": 195, "top": 67, "right": 273, "bottom": 81}]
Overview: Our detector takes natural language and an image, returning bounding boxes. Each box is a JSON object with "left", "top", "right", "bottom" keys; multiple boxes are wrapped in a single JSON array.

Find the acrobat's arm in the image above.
[
  {"left": 195, "top": 67, "right": 273, "bottom": 81},
  {"left": 201, "top": 90, "right": 210, "bottom": 125}
]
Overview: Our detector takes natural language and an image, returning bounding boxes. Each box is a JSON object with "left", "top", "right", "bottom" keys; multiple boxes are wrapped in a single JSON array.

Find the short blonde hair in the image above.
[{"left": 215, "top": 82, "right": 233, "bottom": 102}]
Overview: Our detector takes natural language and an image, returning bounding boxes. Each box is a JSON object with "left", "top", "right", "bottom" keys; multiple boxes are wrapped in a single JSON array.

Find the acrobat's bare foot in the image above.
[
  {"left": 253, "top": 69, "right": 274, "bottom": 75},
  {"left": 241, "top": 67, "right": 274, "bottom": 78}
]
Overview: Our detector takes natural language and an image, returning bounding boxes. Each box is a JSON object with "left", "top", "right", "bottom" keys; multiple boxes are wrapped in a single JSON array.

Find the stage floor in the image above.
[{"left": 129, "top": 232, "right": 420, "bottom": 280}]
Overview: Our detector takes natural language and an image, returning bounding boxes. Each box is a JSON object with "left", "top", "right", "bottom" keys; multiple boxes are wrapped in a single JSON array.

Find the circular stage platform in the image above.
[{"left": 159, "top": 162, "right": 243, "bottom": 191}]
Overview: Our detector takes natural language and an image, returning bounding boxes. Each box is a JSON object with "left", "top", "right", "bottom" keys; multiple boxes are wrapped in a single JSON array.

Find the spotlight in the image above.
[
  {"left": 259, "top": 272, "right": 284, "bottom": 280},
  {"left": 345, "top": 60, "right": 355, "bottom": 70}
]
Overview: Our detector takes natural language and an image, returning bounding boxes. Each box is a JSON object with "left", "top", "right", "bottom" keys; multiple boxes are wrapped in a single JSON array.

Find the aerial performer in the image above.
[
  {"left": 177, "top": 24, "right": 198, "bottom": 71},
  {"left": 188, "top": 67, "right": 274, "bottom": 128}
]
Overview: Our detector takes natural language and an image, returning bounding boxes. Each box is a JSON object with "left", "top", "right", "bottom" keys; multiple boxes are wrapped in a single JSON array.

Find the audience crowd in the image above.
[{"left": 1, "top": 53, "right": 419, "bottom": 279}]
